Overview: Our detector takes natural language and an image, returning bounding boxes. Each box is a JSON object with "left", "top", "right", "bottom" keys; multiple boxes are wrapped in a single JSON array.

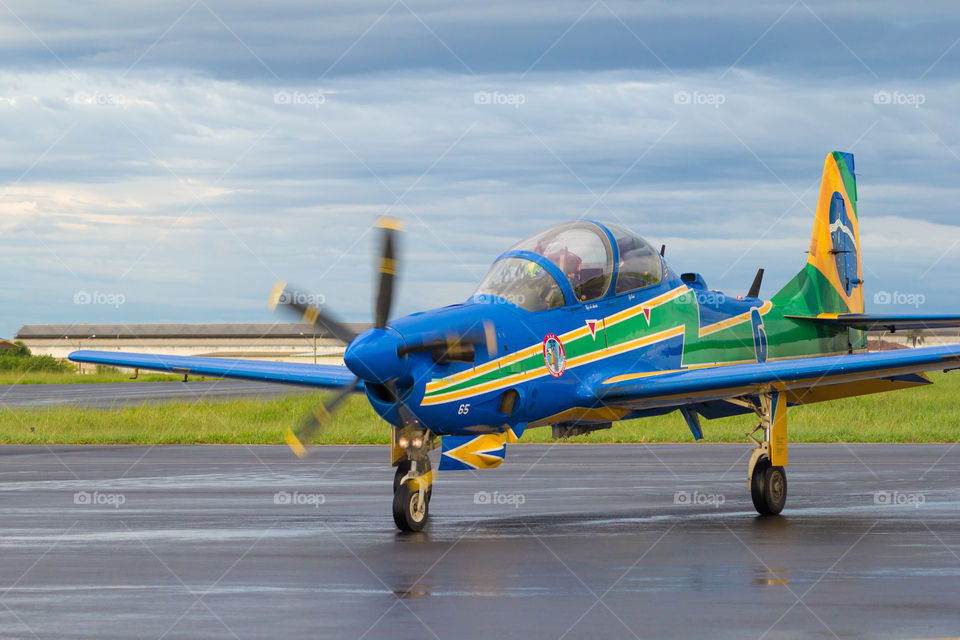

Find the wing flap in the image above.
[
  {"left": 68, "top": 350, "right": 361, "bottom": 390},
  {"left": 784, "top": 373, "right": 932, "bottom": 405},
  {"left": 597, "top": 345, "right": 960, "bottom": 411}
]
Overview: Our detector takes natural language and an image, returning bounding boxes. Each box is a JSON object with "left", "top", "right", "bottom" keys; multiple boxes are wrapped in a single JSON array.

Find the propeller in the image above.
[
  {"left": 266, "top": 283, "right": 358, "bottom": 345},
  {"left": 270, "top": 216, "right": 499, "bottom": 457},
  {"left": 270, "top": 216, "right": 402, "bottom": 457},
  {"left": 398, "top": 322, "right": 498, "bottom": 364}
]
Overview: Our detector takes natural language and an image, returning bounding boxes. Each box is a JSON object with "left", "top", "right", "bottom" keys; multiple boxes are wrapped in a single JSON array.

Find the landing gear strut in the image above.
[
  {"left": 391, "top": 427, "right": 435, "bottom": 532},
  {"left": 744, "top": 389, "right": 788, "bottom": 516}
]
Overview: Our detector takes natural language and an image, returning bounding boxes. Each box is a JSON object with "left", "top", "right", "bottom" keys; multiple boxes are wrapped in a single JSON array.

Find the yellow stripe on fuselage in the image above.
[
  {"left": 697, "top": 300, "right": 772, "bottom": 337},
  {"left": 423, "top": 285, "right": 688, "bottom": 395},
  {"left": 420, "top": 285, "right": 769, "bottom": 406},
  {"left": 420, "top": 325, "right": 686, "bottom": 406}
]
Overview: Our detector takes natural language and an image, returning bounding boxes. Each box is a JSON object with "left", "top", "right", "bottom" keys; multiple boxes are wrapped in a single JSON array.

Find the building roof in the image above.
[{"left": 15, "top": 323, "right": 370, "bottom": 340}]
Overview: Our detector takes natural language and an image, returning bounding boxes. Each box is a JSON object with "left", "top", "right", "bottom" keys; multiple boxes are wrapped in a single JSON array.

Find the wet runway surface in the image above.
[
  {"left": 0, "top": 381, "right": 313, "bottom": 408},
  {"left": 0, "top": 443, "right": 958, "bottom": 639}
]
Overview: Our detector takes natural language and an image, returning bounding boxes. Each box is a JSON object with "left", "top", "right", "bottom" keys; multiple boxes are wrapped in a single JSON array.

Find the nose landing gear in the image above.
[
  {"left": 391, "top": 427, "right": 436, "bottom": 532},
  {"left": 393, "top": 459, "right": 432, "bottom": 532}
]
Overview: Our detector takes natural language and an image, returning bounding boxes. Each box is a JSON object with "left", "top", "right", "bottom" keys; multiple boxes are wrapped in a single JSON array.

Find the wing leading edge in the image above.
[
  {"left": 597, "top": 345, "right": 960, "bottom": 411},
  {"left": 68, "top": 350, "right": 361, "bottom": 390}
]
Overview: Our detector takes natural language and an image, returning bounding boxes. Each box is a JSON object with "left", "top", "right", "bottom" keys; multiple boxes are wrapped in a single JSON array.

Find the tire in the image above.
[
  {"left": 392, "top": 481, "right": 429, "bottom": 532},
  {"left": 751, "top": 457, "right": 787, "bottom": 516}
]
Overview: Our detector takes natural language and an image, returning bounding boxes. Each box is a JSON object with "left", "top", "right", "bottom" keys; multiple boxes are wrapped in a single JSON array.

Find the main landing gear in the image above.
[
  {"left": 750, "top": 456, "right": 787, "bottom": 515},
  {"left": 742, "top": 389, "right": 789, "bottom": 516},
  {"left": 391, "top": 427, "right": 436, "bottom": 532}
]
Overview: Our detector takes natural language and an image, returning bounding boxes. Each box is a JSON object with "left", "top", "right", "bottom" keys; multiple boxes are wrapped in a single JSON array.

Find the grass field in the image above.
[
  {"left": 1, "top": 372, "right": 958, "bottom": 445},
  {"left": 0, "top": 371, "right": 188, "bottom": 385}
]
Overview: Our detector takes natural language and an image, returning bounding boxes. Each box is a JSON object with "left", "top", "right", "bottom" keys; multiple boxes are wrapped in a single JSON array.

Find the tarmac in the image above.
[{"left": 0, "top": 443, "right": 958, "bottom": 639}]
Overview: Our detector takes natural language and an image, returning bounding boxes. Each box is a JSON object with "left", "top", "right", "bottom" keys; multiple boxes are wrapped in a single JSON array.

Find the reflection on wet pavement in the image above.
[{"left": 0, "top": 443, "right": 958, "bottom": 639}]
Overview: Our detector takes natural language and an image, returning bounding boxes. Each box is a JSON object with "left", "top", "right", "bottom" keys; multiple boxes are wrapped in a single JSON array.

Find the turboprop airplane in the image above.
[{"left": 71, "top": 151, "right": 960, "bottom": 532}]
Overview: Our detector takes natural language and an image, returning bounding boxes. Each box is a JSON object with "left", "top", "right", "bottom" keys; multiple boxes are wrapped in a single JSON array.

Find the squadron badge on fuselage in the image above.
[{"left": 542, "top": 333, "right": 566, "bottom": 377}]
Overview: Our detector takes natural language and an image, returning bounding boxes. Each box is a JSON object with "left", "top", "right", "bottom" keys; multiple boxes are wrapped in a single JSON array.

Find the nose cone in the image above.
[{"left": 344, "top": 327, "right": 408, "bottom": 384}]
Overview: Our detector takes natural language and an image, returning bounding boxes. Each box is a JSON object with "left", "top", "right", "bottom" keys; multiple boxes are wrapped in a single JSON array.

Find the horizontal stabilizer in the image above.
[{"left": 786, "top": 313, "right": 960, "bottom": 332}]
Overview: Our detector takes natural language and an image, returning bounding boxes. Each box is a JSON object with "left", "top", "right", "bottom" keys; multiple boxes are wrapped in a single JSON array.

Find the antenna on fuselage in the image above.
[
  {"left": 660, "top": 244, "right": 666, "bottom": 257},
  {"left": 747, "top": 268, "right": 765, "bottom": 299}
]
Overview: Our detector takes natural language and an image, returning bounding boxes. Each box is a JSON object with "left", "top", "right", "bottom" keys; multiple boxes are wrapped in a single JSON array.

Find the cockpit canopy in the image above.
[{"left": 474, "top": 221, "right": 663, "bottom": 312}]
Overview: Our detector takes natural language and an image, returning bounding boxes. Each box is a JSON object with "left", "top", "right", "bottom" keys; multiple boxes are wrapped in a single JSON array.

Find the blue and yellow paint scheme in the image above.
[{"left": 71, "top": 152, "right": 960, "bottom": 484}]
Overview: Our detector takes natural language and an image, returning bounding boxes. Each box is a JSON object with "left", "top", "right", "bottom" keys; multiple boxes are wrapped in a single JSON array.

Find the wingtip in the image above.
[{"left": 284, "top": 429, "right": 308, "bottom": 458}]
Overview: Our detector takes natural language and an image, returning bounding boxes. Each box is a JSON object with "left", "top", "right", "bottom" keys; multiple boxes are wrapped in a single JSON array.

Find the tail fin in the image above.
[{"left": 773, "top": 151, "right": 864, "bottom": 316}]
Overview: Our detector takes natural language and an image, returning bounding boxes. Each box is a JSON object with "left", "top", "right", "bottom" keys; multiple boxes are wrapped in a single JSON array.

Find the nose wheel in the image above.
[
  {"left": 391, "top": 428, "right": 436, "bottom": 532},
  {"left": 392, "top": 457, "right": 432, "bottom": 532},
  {"left": 393, "top": 477, "right": 429, "bottom": 531}
]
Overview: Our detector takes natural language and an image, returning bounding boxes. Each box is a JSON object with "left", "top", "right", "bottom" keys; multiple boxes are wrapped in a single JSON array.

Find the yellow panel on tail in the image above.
[{"left": 807, "top": 152, "right": 864, "bottom": 314}]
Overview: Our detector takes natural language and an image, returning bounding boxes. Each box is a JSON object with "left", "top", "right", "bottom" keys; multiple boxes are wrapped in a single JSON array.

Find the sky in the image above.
[{"left": 2, "top": 0, "right": 960, "bottom": 337}]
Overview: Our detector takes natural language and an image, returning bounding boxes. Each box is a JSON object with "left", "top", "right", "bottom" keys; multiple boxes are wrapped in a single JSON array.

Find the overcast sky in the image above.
[{"left": 2, "top": 0, "right": 960, "bottom": 337}]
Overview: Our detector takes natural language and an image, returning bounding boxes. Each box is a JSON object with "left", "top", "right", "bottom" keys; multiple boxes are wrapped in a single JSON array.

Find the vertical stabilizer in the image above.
[{"left": 774, "top": 151, "right": 864, "bottom": 316}]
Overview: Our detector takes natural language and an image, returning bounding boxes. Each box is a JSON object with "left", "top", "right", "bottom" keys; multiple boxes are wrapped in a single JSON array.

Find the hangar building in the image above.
[{"left": 14, "top": 323, "right": 364, "bottom": 369}]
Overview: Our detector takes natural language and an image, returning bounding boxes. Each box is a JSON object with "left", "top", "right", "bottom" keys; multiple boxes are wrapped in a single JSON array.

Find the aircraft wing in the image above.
[
  {"left": 596, "top": 345, "right": 960, "bottom": 411},
  {"left": 68, "top": 350, "right": 361, "bottom": 390},
  {"left": 786, "top": 313, "right": 960, "bottom": 332}
]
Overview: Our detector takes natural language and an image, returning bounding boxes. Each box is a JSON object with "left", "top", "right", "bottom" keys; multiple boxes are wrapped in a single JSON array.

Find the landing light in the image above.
[{"left": 398, "top": 437, "right": 409, "bottom": 449}]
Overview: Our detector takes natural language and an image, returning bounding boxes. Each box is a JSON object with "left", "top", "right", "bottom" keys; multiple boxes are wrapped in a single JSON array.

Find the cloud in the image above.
[
  {"left": 2, "top": 3, "right": 960, "bottom": 335},
  {"left": 2, "top": 1, "right": 960, "bottom": 80}
]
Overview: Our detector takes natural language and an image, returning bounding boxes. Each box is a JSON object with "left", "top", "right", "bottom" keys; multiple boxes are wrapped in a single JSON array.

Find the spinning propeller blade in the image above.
[
  {"left": 272, "top": 217, "right": 411, "bottom": 456},
  {"left": 271, "top": 216, "right": 497, "bottom": 457},
  {"left": 268, "top": 282, "right": 358, "bottom": 345},
  {"left": 284, "top": 375, "right": 361, "bottom": 458},
  {"left": 397, "top": 320, "right": 498, "bottom": 363},
  {"left": 375, "top": 217, "right": 401, "bottom": 329}
]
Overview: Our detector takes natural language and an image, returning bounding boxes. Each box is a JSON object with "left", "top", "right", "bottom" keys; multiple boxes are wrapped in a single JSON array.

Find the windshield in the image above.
[
  {"left": 474, "top": 257, "right": 565, "bottom": 312},
  {"left": 474, "top": 221, "right": 656, "bottom": 310},
  {"left": 510, "top": 221, "right": 614, "bottom": 302}
]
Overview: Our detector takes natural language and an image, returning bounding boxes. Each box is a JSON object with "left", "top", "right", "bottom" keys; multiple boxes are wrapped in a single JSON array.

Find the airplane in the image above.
[{"left": 71, "top": 151, "right": 960, "bottom": 532}]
